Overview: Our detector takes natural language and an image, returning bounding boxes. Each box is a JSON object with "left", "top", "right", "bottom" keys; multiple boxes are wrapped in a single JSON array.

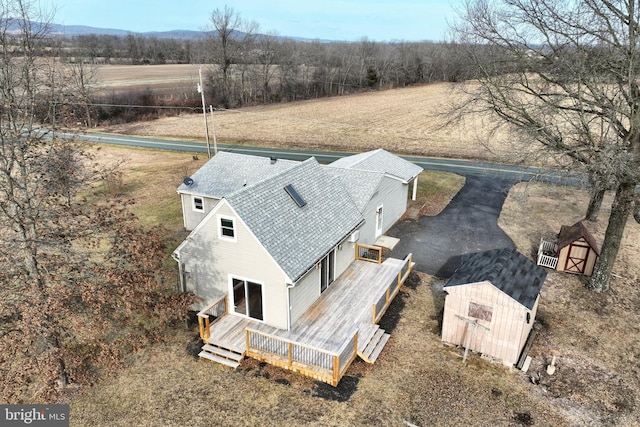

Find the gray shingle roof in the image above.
[
  {"left": 330, "top": 148, "right": 423, "bottom": 182},
  {"left": 445, "top": 248, "right": 546, "bottom": 310},
  {"left": 177, "top": 151, "right": 299, "bottom": 198},
  {"left": 324, "top": 166, "right": 384, "bottom": 212},
  {"left": 226, "top": 158, "right": 364, "bottom": 282}
]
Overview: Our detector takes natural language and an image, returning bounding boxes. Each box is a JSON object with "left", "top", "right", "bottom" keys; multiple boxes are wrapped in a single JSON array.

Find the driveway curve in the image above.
[{"left": 387, "top": 176, "right": 516, "bottom": 278}]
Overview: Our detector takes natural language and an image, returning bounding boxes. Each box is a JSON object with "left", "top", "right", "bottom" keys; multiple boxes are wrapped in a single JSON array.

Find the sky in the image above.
[{"left": 48, "top": 0, "right": 459, "bottom": 42}]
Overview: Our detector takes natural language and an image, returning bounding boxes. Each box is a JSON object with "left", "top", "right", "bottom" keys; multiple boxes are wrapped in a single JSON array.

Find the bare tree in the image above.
[
  {"left": 206, "top": 5, "right": 258, "bottom": 107},
  {"left": 452, "top": 0, "right": 640, "bottom": 292},
  {"left": 0, "top": 0, "right": 193, "bottom": 401}
]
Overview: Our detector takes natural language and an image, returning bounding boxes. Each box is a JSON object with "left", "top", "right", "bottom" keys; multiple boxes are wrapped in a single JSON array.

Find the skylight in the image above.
[{"left": 284, "top": 184, "right": 306, "bottom": 208}]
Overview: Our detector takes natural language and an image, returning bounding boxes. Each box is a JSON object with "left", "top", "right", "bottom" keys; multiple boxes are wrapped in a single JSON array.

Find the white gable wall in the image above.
[
  {"left": 180, "top": 193, "right": 220, "bottom": 230},
  {"left": 179, "top": 201, "right": 289, "bottom": 329},
  {"left": 442, "top": 281, "right": 537, "bottom": 366},
  {"left": 359, "top": 175, "right": 408, "bottom": 245}
]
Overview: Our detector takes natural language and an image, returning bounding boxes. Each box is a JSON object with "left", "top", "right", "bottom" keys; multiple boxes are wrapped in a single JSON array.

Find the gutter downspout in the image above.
[{"left": 286, "top": 282, "right": 296, "bottom": 331}]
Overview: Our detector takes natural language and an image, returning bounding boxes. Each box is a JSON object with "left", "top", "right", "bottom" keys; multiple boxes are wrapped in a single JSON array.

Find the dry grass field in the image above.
[
  {"left": 62, "top": 68, "right": 640, "bottom": 425},
  {"left": 93, "top": 65, "right": 519, "bottom": 162}
]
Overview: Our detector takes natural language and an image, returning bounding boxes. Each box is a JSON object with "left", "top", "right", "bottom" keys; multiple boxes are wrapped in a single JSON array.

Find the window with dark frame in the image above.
[
  {"left": 193, "top": 197, "right": 204, "bottom": 212},
  {"left": 220, "top": 217, "right": 235, "bottom": 238},
  {"left": 468, "top": 302, "right": 493, "bottom": 322}
]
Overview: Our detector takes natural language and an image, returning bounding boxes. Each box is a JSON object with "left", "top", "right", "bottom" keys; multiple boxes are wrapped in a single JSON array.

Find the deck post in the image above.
[
  {"left": 372, "top": 304, "right": 376, "bottom": 323},
  {"left": 204, "top": 317, "right": 210, "bottom": 340},
  {"left": 197, "top": 315, "right": 205, "bottom": 340},
  {"left": 386, "top": 287, "right": 390, "bottom": 304},
  {"left": 398, "top": 271, "right": 402, "bottom": 287},
  {"left": 288, "top": 342, "right": 293, "bottom": 366},
  {"left": 333, "top": 355, "right": 340, "bottom": 386}
]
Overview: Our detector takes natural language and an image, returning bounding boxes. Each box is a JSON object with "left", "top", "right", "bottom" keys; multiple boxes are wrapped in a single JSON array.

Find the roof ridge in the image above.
[{"left": 224, "top": 157, "right": 318, "bottom": 199}]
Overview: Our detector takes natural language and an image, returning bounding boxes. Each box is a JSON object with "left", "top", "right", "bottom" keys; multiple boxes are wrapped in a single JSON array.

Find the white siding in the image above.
[
  {"left": 289, "top": 268, "right": 320, "bottom": 326},
  {"left": 180, "top": 193, "right": 220, "bottom": 230},
  {"left": 180, "top": 201, "right": 289, "bottom": 329},
  {"left": 359, "top": 176, "right": 409, "bottom": 245},
  {"left": 288, "top": 236, "right": 356, "bottom": 327}
]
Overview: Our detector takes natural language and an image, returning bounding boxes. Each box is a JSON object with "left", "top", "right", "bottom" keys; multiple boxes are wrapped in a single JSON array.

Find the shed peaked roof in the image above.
[
  {"left": 445, "top": 248, "right": 546, "bottom": 310},
  {"left": 330, "top": 149, "right": 423, "bottom": 182},
  {"left": 225, "top": 158, "right": 363, "bottom": 282},
  {"left": 177, "top": 151, "right": 298, "bottom": 198},
  {"left": 558, "top": 221, "right": 600, "bottom": 255}
]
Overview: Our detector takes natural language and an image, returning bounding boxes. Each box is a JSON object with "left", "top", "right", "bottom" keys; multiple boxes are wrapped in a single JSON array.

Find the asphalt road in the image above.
[
  {"left": 61, "top": 131, "right": 565, "bottom": 279},
  {"left": 61, "top": 131, "right": 584, "bottom": 186}
]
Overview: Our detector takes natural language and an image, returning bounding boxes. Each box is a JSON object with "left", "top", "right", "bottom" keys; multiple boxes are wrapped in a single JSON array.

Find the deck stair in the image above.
[
  {"left": 357, "top": 324, "right": 391, "bottom": 364},
  {"left": 198, "top": 343, "right": 244, "bottom": 369}
]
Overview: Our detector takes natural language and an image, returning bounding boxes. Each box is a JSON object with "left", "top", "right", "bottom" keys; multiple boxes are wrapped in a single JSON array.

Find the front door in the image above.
[
  {"left": 232, "top": 277, "right": 264, "bottom": 321},
  {"left": 320, "top": 250, "right": 335, "bottom": 293},
  {"left": 375, "top": 205, "right": 384, "bottom": 237}
]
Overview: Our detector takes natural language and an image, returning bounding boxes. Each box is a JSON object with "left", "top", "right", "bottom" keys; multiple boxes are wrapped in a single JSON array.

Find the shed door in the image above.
[{"left": 564, "top": 242, "right": 590, "bottom": 274}]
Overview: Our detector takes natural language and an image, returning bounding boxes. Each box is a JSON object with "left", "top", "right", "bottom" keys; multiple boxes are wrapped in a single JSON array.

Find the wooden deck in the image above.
[{"left": 204, "top": 255, "right": 413, "bottom": 384}]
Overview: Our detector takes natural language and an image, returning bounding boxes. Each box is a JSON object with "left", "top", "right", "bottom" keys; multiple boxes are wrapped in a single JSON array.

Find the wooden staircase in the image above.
[
  {"left": 198, "top": 343, "right": 244, "bottom": 369},
  {"left": 357, "top": 324, "right": 391, "bottom": 363}
]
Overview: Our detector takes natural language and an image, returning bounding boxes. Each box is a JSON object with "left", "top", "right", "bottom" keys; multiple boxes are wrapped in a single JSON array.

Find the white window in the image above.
[
  {"left": 218, "top": 215, "right": 236, "bottom": 241},
  {"left": 192, "top": 196, "right": 204, "bottom": 212}
]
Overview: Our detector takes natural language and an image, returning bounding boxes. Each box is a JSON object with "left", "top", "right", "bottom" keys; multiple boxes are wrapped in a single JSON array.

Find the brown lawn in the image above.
[{"left": 94, "top": 65, "right": 520, "bottom": 162}]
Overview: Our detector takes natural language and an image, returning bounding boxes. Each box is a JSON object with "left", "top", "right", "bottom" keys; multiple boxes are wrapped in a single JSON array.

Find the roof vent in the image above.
[
  {"left": 284, "top": 184, "right": 306, "bottom": 207},
  {"left": 183, "top": 177, "right": 194, "bottom": 186},
  {"left": 270, "top": 156, "right": 277, "bottom": 164}
]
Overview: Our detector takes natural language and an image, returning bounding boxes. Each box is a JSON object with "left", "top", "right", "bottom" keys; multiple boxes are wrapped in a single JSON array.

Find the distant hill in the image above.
[
  {"left": 50, "top": 23, "right": 205, "bottom": 39},
  {"left": 47, "top": 23, "right": 330, "bottom": 42}
]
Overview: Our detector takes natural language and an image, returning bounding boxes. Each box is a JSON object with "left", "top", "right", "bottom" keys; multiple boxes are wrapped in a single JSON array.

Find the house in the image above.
[
  {"left": 172, "top": 150, "right": 421, "bottom": 385},
  {"left": 441, "top": 248, "right": 547, "bottom": 366},
  {"left": 537, "top": 221, "right": 600, "bottom": 276}
]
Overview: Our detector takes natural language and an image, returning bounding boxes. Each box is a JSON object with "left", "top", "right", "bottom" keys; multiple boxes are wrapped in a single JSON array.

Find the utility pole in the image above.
[
  {"left": 209, "top": 105, "right": 218, "bottom": 155},
  {"left": 198, "top": 68, "right": 211, "bottom": 158}
]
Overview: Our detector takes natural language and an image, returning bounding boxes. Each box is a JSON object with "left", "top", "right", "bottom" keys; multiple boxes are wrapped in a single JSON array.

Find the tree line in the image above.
[{"left": 39, "top": 16, "right": 475, "bottom": 112}]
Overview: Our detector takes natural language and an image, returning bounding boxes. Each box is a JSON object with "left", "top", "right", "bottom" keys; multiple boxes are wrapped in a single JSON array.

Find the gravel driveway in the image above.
[{"left": 387, "top": 175, "right": 516, "bottom": 278}]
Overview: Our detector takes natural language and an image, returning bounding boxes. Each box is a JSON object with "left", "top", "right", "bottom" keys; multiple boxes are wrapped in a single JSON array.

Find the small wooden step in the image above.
[
  {"left": 357, "top": 323, "right": 379, "bottom": 352},
  {"left": 367, "top": 333, "right": 390, "bottom": 363},
  {"left": 362, "top": 329, "right": 386, "bottom": 359},
  {"left": 198, "top": 351, "right": 240, "bottom": 369},
  {"left": 202, "top": 344, "right": 243, "bottom": 362}
]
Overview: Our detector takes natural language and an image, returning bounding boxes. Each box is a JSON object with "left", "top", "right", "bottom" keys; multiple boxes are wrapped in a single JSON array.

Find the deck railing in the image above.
[
  {"left": 197, "top": 296, "right": 228, "bottom": 341},
  {"left": 356, "top": 243, "right": 383, "bottom": 264},
  {"left": 245, "top": 327, "right": 358, "bottom": 386},
  {"left": 537, "top": 239, "right": 559, "bottom": 269},
  {"left": 372, "top": 253, "right": 413, "bottom": 323}
]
